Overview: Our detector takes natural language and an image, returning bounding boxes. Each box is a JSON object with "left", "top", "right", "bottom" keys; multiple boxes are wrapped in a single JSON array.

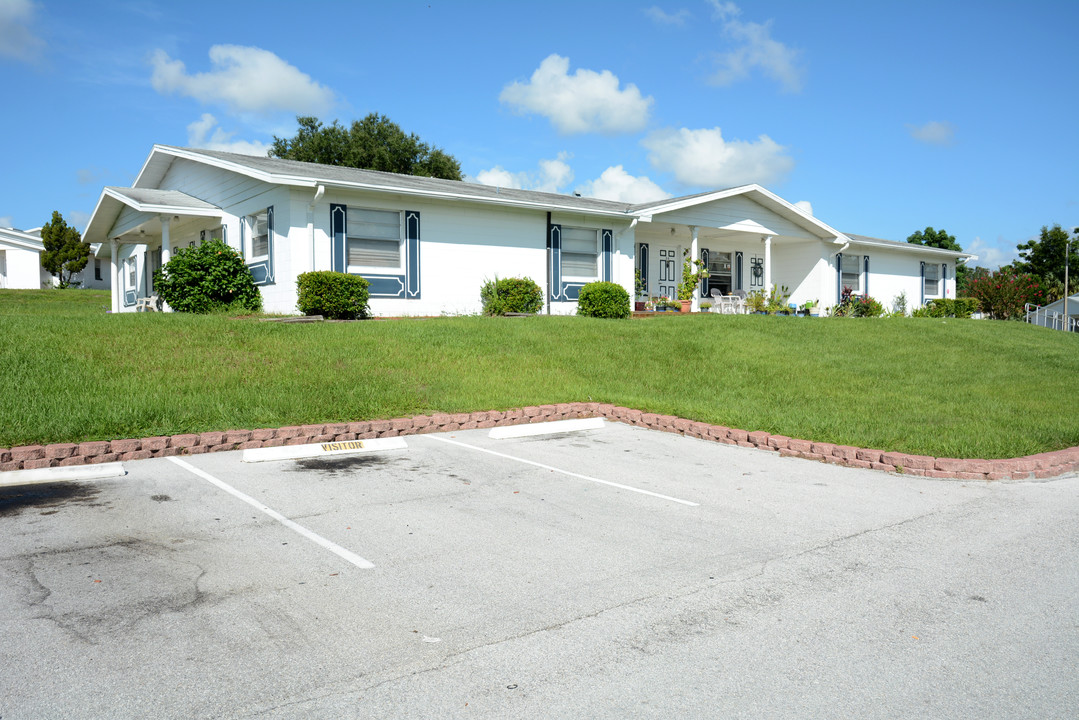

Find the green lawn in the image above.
[{"left": 1, "top": 288, "right": 1076, "bottom": 458}]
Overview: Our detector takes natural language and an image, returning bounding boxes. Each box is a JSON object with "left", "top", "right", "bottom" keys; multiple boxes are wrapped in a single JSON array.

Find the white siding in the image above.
[
  {"left": 652, "top": 195, "right": 818, "bottom": 240},
  {"left": 0, "top": 242, "right": 44, "bottom": 289}
]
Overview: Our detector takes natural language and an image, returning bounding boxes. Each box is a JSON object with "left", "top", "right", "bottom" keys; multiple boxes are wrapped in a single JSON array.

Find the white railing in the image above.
[{"left": 1025, "top": 303, "right": 1077, "bottom": 332}]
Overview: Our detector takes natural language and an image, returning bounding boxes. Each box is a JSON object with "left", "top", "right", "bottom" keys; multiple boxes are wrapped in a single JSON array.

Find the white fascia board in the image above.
[
  {"left": 0, "top": 228, "right": 45, "bottom": 251},
  {"left": 101, "top": 188, "right": 222, "bottom": 218},
  {"left": 156, "top": 145, "right": 632, "bottom": 220},
  {"left": 847, "top": 236, "right": 975, "bottom": 259}
]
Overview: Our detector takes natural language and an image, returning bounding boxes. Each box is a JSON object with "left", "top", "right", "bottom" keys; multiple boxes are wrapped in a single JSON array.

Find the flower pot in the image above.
[
  {"left": 679, "top": 300, "right": 692, "bottom": 313},
  {"left": 635, "top": 301, "right": 646, "bottom": 311}
]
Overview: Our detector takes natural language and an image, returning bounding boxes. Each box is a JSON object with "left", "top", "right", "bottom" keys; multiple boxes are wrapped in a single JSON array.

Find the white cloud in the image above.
[
  {"left": 707, "top": 1, "right": 803, "bottom": 92},
  {"left": 907, "top": 120, "right": 955, "bottom": 146},
  {"left": 642, "top": 126, "right": 794, "bottom": 187},
  {"left": 0, "top": 215, "right": 14, "bottom": 229},
  {"left": 150, "top": 45, "right": 335, "bottom": 116},
  {"left": 187, "top": 113, "right": 271, "bottom": 156},
  {"left": 965, "top": 235, "right": 1017, "bottom": 270},
  {"left": 576, "top": 166, "right": 671, "bottom": 204},
  {"left": 794, "top": 200, "right": 813, "bottom": 216},
  {"left": 0, "top": 0, "right": 43, "bottom": 62},
  {"left": 644, "top": 6, "right": 691, "bottom": 25},
  {"left": 499, "top": 54, "right": 653, "bottom": 135},
  {"left": 474, "top": 152, "right": 574, "bottom": 193}
]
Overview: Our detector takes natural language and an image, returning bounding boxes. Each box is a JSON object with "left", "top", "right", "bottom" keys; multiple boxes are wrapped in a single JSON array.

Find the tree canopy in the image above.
[
  {"left": 1012, "top": 224, "right": 1079, "bottom": 288},
  {"left": 906, "top": 226, "right": 962, "bottom": 252},
  {"left": 40, "top": 211, "right": 91, "bottom": 288},
  {"left": 269, "top": 114, "right": 463, "bottom": 180}
]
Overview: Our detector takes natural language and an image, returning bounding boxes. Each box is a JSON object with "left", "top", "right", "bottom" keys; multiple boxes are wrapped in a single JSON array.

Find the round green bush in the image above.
[
  {"left": 296, "top": 271, "right": 371, "bottom": 319},
  {"left": 577, "top": 281, "right": 630, "bottom": 319},
  {"left": 153, "top": 239, "right": 262, "bottom": 314},
  {"left": 480, "top": 276, "right": 543, "bottom": 315}
]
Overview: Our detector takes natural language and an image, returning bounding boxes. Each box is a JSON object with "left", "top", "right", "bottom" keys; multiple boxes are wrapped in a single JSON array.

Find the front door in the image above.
[
  {"left": 749, "top": 255, "right": 765, "bottom": 290},
  {"left": 657, "top": 248, "right": 678, "bottom": 299}
]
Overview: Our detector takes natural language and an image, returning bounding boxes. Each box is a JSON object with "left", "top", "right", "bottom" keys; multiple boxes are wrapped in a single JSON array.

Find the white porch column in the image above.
[
  {"left": 110, "top": 239, "right": 120, "bottom": 314},
  {"left": 763, "top": 235, "right": 773, "bottom": 293},
  {"left": 690, "top": 225, "right": 699, "bottom": 312},
  {"left": 160, "top": 215, "right": 172, "bottom": 265}
]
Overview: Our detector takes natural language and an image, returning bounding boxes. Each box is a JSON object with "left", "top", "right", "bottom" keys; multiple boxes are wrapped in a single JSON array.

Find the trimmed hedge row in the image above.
[{"left": 297, "top": 271, "right": 371, "bottom": 319}]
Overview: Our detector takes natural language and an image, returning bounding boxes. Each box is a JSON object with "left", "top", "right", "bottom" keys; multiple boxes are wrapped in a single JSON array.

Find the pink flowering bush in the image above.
[{"left": 964, "top": 269, "right": 1046, "bottom": 320}]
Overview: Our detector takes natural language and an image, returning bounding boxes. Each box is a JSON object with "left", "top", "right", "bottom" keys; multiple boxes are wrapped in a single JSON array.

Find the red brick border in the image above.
[{"left": 1, "top": 404, "right": 1076, "bottom": 482}]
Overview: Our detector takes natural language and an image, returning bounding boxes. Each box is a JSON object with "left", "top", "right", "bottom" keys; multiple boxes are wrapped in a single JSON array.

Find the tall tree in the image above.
[
  {"left": 269, "top": 115, "right": 463, "bottom": 180},
  {"left": 1012, "top": 224, "right": 1079, "bottom": 288},
  {"left": 908, "top": 226, "right": 968, "bottom": 286},
  {"left": 40, "top": 211, "right": 90, "bottom": 288}
]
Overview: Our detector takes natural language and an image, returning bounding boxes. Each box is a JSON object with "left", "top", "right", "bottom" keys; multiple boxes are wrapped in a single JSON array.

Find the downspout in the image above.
[{"left": 308, "top": 184, "right": 325, "bottom": 273}]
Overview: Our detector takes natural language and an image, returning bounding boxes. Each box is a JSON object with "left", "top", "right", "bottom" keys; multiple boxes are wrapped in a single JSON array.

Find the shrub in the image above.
[
  {"left": 153, "top": 239, "right": 261, "bottom": 314},
  {"left": 964, "top": 269, "right": 1047, "bottom": 320},
  {"left": 296, "top": 271, "right": 370, "bottom": 319},
  {"left": 831, "top": 287, "right": 883, "bottom": 317},
  {"left": 926, "top": 298, "right": 980, "bottom": 318},
  {"left": 577, "top": 281, "right": 630, "bottom": 319},
  {"left": 480, "top": 276, "right": 543, "bottom": 315}
]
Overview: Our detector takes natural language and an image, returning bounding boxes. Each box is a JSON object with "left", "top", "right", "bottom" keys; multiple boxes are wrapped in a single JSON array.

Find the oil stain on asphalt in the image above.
[{"left": 0, "top": 482, "right": 104, "bottom": 518}]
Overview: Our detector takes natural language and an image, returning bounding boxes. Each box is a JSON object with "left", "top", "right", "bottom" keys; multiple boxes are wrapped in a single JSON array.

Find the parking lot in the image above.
[{"left": 2, "top": 420, "right": 1077, "bottom": 719}]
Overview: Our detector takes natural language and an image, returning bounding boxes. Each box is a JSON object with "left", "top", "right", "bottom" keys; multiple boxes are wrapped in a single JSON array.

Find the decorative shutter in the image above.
[
  {"left": 405, "top": 211, "right": 421, "bottom": 298},
  {"left": 942, "top": 264, "right": 948, "bottom": 297},
  {"left": 601, "top": 229, "right": 612, "bottom": 282},
  {"left": 735, "top": 251, "right": 743, "bottom": 291},
  {"left": 265, "top": 206, "right": 275, "bottom": 284},
  {"left": 863, "top": 255, "right": 870, "bottom": 296},
  {"left": 700, "top": 248, "right": 710, "bottom": 298},
  {"left": 548, "top": 223, "right": 562, "bottom": 301},
  {"left": 638, "top": 243, "right": 649, "bottom": 289},
  {"left": 920, "top": 261, "right": 926, "bottom": 305},
  {"left": 330, "top": 204, "right": 347, "bottom": 273},
  {"left": 239, "top": 220, "right": 245, "bottom": 259}
]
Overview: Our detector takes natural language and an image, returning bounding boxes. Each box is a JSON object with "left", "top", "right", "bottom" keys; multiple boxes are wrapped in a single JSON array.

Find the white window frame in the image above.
[
  {"left": 841, "top": 254, "right": 862, "bottom": 295},
  {"left": 924, "top": 263, "right": 940, "bottom": 298},
  {"left": 246, "top": 210, "right": 270, "bottom": 260},
  {"left": 125, "top": 256, "right": 137, "bottom": 290},
  {"left": 94, "top": 259, "right": 102, "bottom": 281},
  {"left": 346, "top": 206, "right": 404, "bottom": 274},
  {"left": 561, "top": 226, "right": 600, "bottom": 282}
]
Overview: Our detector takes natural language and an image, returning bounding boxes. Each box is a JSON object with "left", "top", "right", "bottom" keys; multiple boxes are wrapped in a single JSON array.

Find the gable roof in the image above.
[
  {"left": 0, "top": 227, "right": 45, "bottom": 252},
  {"left": 845, "top": 233, "right": 975, "bottom": 260}
]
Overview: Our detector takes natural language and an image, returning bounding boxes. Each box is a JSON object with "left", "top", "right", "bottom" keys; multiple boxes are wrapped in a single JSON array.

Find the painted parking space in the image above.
[{"left": 2, "top": 422, "right": 1078, "bottom": 719}]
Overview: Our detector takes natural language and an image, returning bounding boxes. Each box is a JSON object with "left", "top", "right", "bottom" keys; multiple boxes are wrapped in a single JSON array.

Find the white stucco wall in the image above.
[{"left": 0, "top": 242, "right": 45, "bottom": 289}]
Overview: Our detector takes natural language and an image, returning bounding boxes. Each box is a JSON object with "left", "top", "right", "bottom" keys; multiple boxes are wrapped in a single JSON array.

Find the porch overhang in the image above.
[{"left": 86, "top": 187, "right": 222, "bottom": 259}]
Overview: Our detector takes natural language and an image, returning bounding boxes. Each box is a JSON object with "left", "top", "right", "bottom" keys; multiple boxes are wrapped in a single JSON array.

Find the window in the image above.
[
  {"left": 347, "top": 208, "right": 402, "bottom": 270},
  {"left": 705, "top": 251, "right": 732, "bottom": 295},
  {"left": 248, "top": 211, "right": 269, "bottom": 258},
  {"left": 94, "top": 259, "right": 102, "bottom": 281},
  {"left": 561, "top": 226, "right": 599, "bottom": 279},
  {"left": 126, "top": 257, "right": 137, "bottom": 289},
  {"left": 841, "top": 254, "right": 862, "bottom": 294},
  {"left": 924, "top": 263, "right": 940, "bottom": 297}
]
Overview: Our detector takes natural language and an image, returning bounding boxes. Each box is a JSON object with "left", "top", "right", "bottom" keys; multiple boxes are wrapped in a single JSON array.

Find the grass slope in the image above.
[{"left": 1, "top": 288, "right": 1076, "bottom": 458}]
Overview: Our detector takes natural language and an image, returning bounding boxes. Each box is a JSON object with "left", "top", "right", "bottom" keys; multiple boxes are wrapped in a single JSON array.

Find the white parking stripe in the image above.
[
  {"left": 422, "top": 434, "right": 700, "bottom": 507},
  {"left": 166, "top": 456, "right": 375, "bottom": 570},
  {"left": 489, "top": 417, "right": 605, "bottom": 439}
]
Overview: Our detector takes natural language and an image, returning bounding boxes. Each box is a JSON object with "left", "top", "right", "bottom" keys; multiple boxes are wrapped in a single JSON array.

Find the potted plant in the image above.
[
  {"left": 634, "top": 269, "right": 648, "bottom": 312},
  {"left": 799, "top": 300, "right": 817, "bottom": 317},
  {"left": 764, "top": 285, "right": 791, "bottom": 315},
  {"left": 700, "top": 300, "right": 713, "bottom": 312},
  {"left": 676, "top": 249, "right": 709, "bottom": 312},
  {"left": 746, "top": 290, "right": 767, "bottom": 314}
]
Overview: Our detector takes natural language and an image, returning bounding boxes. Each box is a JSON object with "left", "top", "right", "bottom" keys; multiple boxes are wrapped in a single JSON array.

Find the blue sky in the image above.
[{"left": 1, "top": 0, "right": 1076, "bottom": 268}]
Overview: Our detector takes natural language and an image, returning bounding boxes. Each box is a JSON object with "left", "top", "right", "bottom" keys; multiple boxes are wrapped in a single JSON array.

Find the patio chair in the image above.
[
  {"left": 135, "top": 295, "right": 160, "bottom": 312},
  {"left": 710, "top": 289, "right": 725, "bottom": 313}
]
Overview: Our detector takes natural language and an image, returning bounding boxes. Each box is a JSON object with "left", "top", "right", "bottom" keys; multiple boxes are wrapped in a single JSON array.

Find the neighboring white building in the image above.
[
  {"left": 83, "top": 145, "right": 973, "bottom": 315},
  {"left": 1026, "top": 293, "right": 1078, "bottom": 332},
  {"left": 0, "top": 227, "right": 51, "bottom": 289}
]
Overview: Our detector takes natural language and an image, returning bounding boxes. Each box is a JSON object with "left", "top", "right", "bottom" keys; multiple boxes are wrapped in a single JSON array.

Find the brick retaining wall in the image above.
[{"left": 2, "top": 403, "right": 1076, "bottom": 481}]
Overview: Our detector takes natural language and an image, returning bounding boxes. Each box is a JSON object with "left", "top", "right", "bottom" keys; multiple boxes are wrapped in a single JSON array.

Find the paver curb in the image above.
[{"left": 2, "top": 404, "right": 1076, "bottom": 481}]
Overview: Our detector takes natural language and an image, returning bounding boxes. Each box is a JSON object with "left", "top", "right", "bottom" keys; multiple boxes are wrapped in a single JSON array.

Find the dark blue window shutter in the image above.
[
  {"left": 266, "top": 206, "right": 275, "bottom": 284},
  {"left": 330, "top": 204, "right": 347, "bottom": 273},
  {"left": 735, "top": 251, "right": 743, "bottom": 291},
  {"left": 601, "top": 229, "right": 613, "bottom": 282},
  {"left": 863, "top": 255, "right": 869, "bottom": 296},
  {"left": 920, "top": 261, "right": 926, "bottom": 305},
  {"left": 700, "top": 248, "right": 710, "bottom": 298},
  {"left": 405, "top": 211, "right": 421, "bottom": 298},
  {"left": 549, "top": 223, "right": 562, "bottom": 301},
  {"left": 637, "top": 243, "right": 649, "bottom": 289},
  {"left": 942, "top": 264, "right": 948, "bottom": 296}
]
